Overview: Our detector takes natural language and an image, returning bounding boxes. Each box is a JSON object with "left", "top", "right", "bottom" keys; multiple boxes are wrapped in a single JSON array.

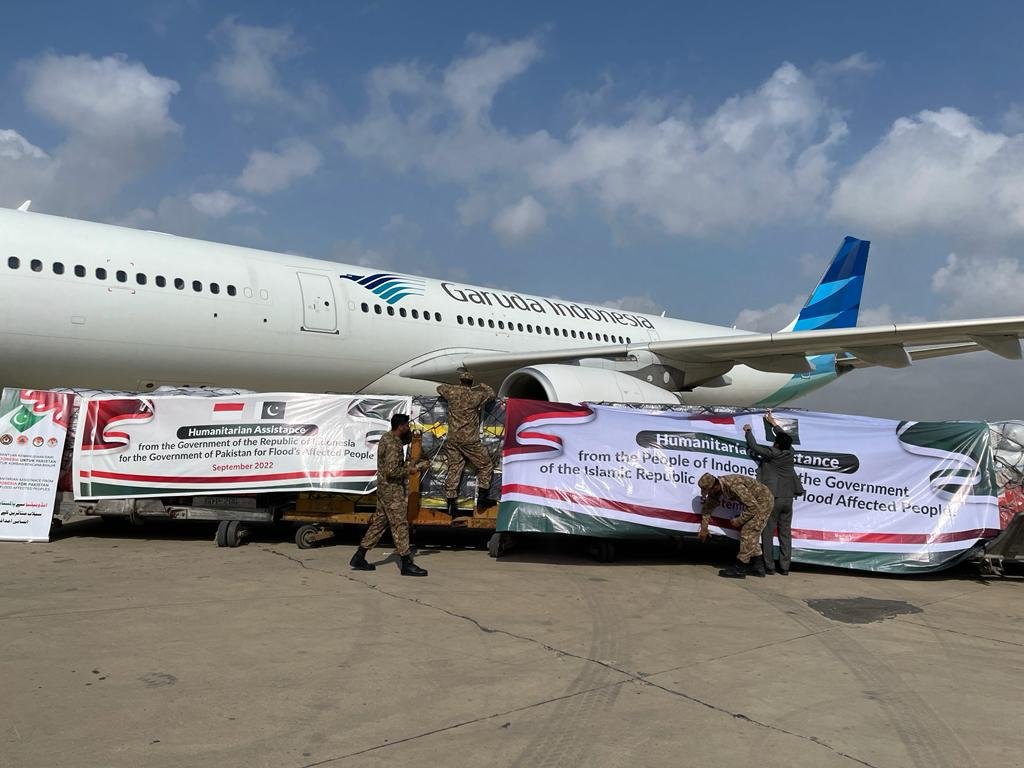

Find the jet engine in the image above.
[{"left": 498, "top": 364, "right": 680, "bottom": 404}]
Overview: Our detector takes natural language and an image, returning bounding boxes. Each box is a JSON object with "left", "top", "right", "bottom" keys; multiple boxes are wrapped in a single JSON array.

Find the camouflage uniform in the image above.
[
  {"left": 698, "top": 473, "right": 774, "bottom": 564},
  {"left": 437, "top": 382, "right": 495, "bottom": 498},
  {"left": 360, "top": 431, "right": 416, "bottom": 556}
]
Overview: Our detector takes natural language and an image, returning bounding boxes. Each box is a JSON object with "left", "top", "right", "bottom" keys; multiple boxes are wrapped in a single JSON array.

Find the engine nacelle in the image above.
[{"left": 499, "top": 364, "right": 680, "bottom": 404}]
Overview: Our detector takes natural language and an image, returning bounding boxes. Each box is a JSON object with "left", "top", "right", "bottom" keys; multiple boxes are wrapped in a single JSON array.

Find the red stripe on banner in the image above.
[
  {"left": 81, "top": 469, "right": 376, "bottom": 483},
  {"left": 502, "top": 484, "right": 999, "bottom": 544},
  {"left": 502, "top": 483, "right": 703, "bottom": 524},
  {"left": 213, "top": 402, "right": 245, "bottom": 412}
]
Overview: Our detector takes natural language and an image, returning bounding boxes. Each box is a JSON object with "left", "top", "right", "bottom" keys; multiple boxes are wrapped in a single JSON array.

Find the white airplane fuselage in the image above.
[{"left": 0, "top": 210, "right": 834, "bottom": 405}]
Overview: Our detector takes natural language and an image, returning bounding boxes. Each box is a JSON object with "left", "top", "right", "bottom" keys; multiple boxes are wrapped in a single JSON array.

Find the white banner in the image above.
[
  {"left": 73, "top": 393, "right": 411, "bottom": 499},
  {"left": 0, "top": 389, "right": 73, "bottom": 542},
  {"left": 499, "top": 400, "right": 1001, "bottom": 573}
]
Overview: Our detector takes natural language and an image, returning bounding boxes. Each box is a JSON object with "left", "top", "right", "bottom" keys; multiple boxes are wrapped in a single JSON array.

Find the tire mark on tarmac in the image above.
[
  {"left": 509, "top": 576, "right": 626, "bottom": 768},
  {"left": 260, "top": 547, "right": 880, "bottom": 768},
  {"left": 747, "top": 586, "right": 975, "bottom": 768}
]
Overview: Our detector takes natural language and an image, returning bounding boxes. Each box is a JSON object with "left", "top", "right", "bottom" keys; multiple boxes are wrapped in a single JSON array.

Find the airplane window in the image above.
[
  {"left": 488, "top": 319, "right": 495, "bottom": 329},
  {"left": 243, "top": 287, "right": 254, "bottom": 298},
  {"left": 399, "top": 308, "right": 407, "bottom": 318},
  {"left": 6, "top": 257, "right": 18, "bottom": 269},
  {"left": 627, "top": 337, "right": 631, "bottom": 344},
  {"left": 136, "top": 273, "right": 147, "bottom": 286},
  {"left": 545, "top": 327, "right": 551, "bottom": 335},
  {"left": 478, "top": 317, "right": 485, "bottom": 327},
  {"left": 571, "top": 330, "right": 577, "bottom": 339},
  {"left": 96, "top": 268, "right": 107, "bottom": 280},
  {"left": 423, "top": 311, "right": 431, "bottom": 321},
  {"left": 361, "top": 303, "right": 369, "bottom": 313},
  {"left": 497, "top": 321, "right": 504, "bottom": 330},
  {"left": 227, "top": 285, "right": 236, "bottom": 296},
  {"left": 517, "top": 323, "right": 524, "bottom": 332},
  {"left": 467, "top": 317, "right": 475, "bottom": 326},
  {"left": 156, "top": 276, "right": 166, "bottom": 287},
  {"left": 387, "top": 306, "right": 395, "bottom": 316},
  {"left": 174, "top": 278, "right": 184, "bottom": 290},
  {"left": 31, "top": 259, "right": 42, "bottom": 272},
  {"left": 411, "top": 309, "right": 419, "bottom": 319},
  {"left": 602, "top": 333, "right": 609, "bottom": 342},
  {"left": 115, "top": 270, "right": 127, "bottom": 283},
  {"left": 457, "top": 315, "right": 464, "bottom": 325},
  {"left": 53, "top": 262, "right": 65, "bottom": 275},
  {"left": 74, "top": 265, "right": 85, "bottom": 277},
  {"left": 587, "top": 332, "right": 593, "bottom": 340},
  {"left": 374, "top": 305, "right": 382, "bottom": 314},
  {"left": 526, "top": 324, "right": 533, "bottom": 333},
  {"left": 210, "top": 283, "right": 220, "bottom": 294},
  {"left": 192, "top": 280, "right": 202, "bottom": 292},
  {"left": 435, "top": 313, "right": 442, "bottom": 322},
  {"left": 259, "top": 289, "right": 269, "bottom": 300}
]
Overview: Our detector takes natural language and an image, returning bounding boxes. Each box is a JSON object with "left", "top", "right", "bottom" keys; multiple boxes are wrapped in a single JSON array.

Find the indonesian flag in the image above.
[{"left": 212, "top": 401, "right": 246, "bottom": 420}]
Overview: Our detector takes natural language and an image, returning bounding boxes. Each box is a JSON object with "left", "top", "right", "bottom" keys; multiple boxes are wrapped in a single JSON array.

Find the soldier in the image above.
[
  {"left": 349, "top": 414, "right": 430, "bottom": 577},
  {"left": 437, "top": 371, "right": 495, "bottom": 515},
  {"left": 697, "top": 472, "right": 774, "bottom": 578}
]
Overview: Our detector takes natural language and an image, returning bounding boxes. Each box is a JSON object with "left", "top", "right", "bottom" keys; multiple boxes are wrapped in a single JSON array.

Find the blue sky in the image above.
[{"left": 3, "top": 1, "right": 1024, "bottom": 418}]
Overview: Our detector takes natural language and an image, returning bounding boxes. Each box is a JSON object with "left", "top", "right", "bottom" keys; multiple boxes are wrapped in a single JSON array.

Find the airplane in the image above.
[{"left": 1, "top": 205, "right": 1023, "bottom": 406}]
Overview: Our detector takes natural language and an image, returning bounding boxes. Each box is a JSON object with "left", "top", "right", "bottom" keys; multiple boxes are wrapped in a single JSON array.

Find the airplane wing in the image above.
[{"left": 401, "top": 316, "right": 1024, "bottom": 382}]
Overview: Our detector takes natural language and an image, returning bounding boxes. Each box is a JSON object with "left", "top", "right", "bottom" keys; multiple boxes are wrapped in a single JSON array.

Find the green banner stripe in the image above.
[{"left": 498, "top": 501, "right": 982, "bottom": 574}]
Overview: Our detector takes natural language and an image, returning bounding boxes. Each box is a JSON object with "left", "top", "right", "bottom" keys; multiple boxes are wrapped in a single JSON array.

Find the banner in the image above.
[
  {"left": 73, "top": 393, "right": 411, "bottom": 499},
  {"left": 0, "top": 389, "right": 73, "bottom": 542},
  {"left": 498, "top": 400, "right": 1000, "bottom": 573}
]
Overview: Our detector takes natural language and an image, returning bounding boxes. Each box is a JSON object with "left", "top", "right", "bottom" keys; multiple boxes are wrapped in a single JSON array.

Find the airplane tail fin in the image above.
[{"left": 784, "top": 236, "right": 870, "bottom": 332}]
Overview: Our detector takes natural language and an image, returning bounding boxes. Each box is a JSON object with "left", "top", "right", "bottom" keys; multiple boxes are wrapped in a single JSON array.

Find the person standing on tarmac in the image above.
[
  {"left": 436, "top": 371, "right": 495, "bottom": 516},
  {"left": 349, "top": 414, "right": 430, "bottom": 577},
  {"left": 744, "top": 410, "right": 804, "bottom": 575},
  {"left": 697, "top": 472, "right": 774, "bottom": 578}
]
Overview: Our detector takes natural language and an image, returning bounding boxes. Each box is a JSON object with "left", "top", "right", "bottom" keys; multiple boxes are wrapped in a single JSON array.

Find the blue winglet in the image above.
[{"left": 789, "top": 236, "right": 870, "bottom": 332}]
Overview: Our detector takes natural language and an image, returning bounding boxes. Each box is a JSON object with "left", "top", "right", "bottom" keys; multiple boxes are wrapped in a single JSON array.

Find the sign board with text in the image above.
[
  {"left": 499, "top": 400, "right": 1000, "bottom": 573},
  {"left": 73, "top": 393, "right": 411, "bottom": 499}
]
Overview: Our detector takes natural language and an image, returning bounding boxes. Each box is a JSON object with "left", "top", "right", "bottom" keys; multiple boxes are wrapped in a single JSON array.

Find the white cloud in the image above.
[
  {"left": 827, "top": 52, "right": 881, "bottom": 75},
  {"left": 932, "top": 252, "right": 1024, "bottom": 318},
  {"left": 601, "top": 295, "right": 665, "bottom": 315},
  {"left": 491, "top": 195, "right": 546, "bottom": 242},
  {"left": 832, "top": 107, "right": 1024, "bottom": 236},
  {"left": 0, "top": 129, "right": 48, "bottom": 160},
  {"left": 340, "top": 42, "right": 846, "bottom": 237},
  {"left": 236, "top": 139, "right": 322, "bottom": 195},
  {"left": 734, "top": 296, "right": 805, "bottom": 332},
  {"left": 188, "top": 190, "right": 253, "bottom": 218},
  {"left": 337, "top": 35, "right": 556, "bottom": 183},
  {"left": 734, "top": 296, "right": 910, "bottom": 332},
  {"left": 534, "top": 63, "right": 845, "bottom": 235},
  {"left": 209, "top": 18, "right": 325, "bottom": 115},
  {"left": 0, "top": 54, "right": 180, "bottom": 215}
]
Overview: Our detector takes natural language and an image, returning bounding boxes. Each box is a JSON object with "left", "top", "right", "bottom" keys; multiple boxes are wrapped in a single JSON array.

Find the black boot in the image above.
[
  {"left": 749, "top": 558, "right": 766, "bottom": 577},
  {"left": 349, "top": 547, "right": 376, "bottom": 571},
  {"left": 400, "top": 554, "right": 428, "bottom": 577},
  {"left": 446, "top": 497, "right": 459, "bottom": 516},
  {"left": 477, "top": 488, "right": 492, "bottom": 509},
  {"left": 718, "top": 560, "right": 747, "bottom": 579}
]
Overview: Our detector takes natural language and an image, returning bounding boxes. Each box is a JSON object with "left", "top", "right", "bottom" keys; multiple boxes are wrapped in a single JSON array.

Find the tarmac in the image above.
[{"left": 2, "top": 518, "right": 1023, "bottom": 768}]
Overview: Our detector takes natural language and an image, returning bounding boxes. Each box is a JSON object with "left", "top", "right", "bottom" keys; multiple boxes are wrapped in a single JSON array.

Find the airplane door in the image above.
[{"left": 297, "top": 272, "right": 338, "bottom": 333}]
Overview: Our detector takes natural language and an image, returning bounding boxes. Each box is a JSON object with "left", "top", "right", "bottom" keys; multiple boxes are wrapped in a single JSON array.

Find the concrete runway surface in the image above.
[{"left": 2, "top": 518, "right": 1023, "bottom": 768}]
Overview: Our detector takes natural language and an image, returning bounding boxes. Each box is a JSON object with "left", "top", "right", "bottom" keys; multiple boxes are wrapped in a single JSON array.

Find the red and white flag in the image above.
[{"left": 211, "top": 401, "right": 246, "bottom": 420}]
